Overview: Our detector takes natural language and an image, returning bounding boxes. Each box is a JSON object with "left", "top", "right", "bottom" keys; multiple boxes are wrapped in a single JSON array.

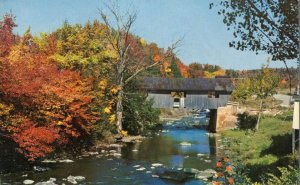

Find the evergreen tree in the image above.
[{"left": 170, "top": 57, "right": 182, "bottom": 78}]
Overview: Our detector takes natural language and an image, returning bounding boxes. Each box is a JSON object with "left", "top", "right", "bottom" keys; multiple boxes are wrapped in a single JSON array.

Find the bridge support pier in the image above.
[{"left": 208, "top": 109, "right": 217, "bottom": 133}]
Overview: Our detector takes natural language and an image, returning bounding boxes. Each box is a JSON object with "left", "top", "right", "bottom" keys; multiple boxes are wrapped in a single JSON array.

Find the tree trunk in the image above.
[
  {"left": 116, "top": 89, "right": 123, "bottom": 134},
  {"left": 255, "top": 99, "right": 263, "bottom": 130},
  {"left": 116, "top": 60, "right": 125, "bottom": 135},
  {"left": 283, "top": 60, "right": 292, "bottom": 109}
]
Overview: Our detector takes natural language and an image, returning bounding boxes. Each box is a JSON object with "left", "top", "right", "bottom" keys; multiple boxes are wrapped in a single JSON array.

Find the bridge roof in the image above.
[{"left": 139, "top": 77, "right": 234, "bottom": 92}]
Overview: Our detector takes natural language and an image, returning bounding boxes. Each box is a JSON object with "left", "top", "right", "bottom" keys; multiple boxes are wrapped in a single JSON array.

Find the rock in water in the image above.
[
  {"left": 195, "top": 170, "right": 215, "bottom": 180},
  {"left": 66, "top": 175, "right": 86, "bottom": 184},
  {"left": 41, "top": 159, "right": 56, "bottom": 163},
  {"left": 59, "top": 159, "right": 74, "bottom": 163},
  {"left": 197, "top": 153, "right": 205, "bottom": 157},
  {"left": 179, "top": 142, "right": 192, "bottom": 146},
  {"left": 151, "top": 163, "right": 163, "bottom": 167},
  {"left": 203, "top": 169, "right": 217, "bottom": 174},
  {"left": 33, "top": 166, "right": 49, "bottom": 172},
  {"left": 183, "top": 168, "right": 200, "bottom": 174},
  {"left": 136, "top": 167, "right": 146, "bottom": 171},
  {"left": 73, "top": 176, "right": 85, "bottom": 181},
  {"left": 158, "top": 169, "right": 191, "bottom": 182},
  {"left": 35, "top": 177, "right": 57, "bottom": 185},
  {"left": 23, "top": 180, "right": 34, "bottom": 184},
  {"left": 35, "top": 181, "right": 57, "bottom": 185},
  {"left": 88, "top": 152, "right": 99, "bottom": 155}
]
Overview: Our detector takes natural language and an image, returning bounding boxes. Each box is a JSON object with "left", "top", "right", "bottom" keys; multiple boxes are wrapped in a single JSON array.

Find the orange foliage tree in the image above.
[{"left": 0, "top": 14, "right": 17, "bottom": 58}]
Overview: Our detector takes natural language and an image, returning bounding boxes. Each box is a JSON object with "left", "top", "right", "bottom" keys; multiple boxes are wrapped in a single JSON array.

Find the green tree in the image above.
[
  {"left": 170, "top": 57, "right": 182, "bottom": 78},
  {"left": 210, "top": 0, "right": 298, "bottom": 61},
  {"left": 123, "top": 93, "right": 160, "bottom": 135},
  {"left": 251, "top": 63, "right": 279, "bottom": 130},
  {"left": 232, "top": 62, "right": 279, "bottom": 130},
  {"left": 232, "top": 78, "right": 252, "bottom": 103},
  {"left": 210, "top": 0, "right": 297, "bottom": 102}
]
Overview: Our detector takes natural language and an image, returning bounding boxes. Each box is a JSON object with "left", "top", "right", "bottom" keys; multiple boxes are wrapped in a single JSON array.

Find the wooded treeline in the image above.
[{"left": 0, "top": 13, "right": 170, "bottom": 161}]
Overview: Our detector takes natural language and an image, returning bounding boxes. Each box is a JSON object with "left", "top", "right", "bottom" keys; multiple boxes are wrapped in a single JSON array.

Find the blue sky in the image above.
[{"left": 0, "top": 0, "right": 296, "bottom": 69}]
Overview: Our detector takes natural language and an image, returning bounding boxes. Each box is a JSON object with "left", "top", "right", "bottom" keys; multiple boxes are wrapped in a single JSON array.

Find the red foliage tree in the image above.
[
  {"left": 11, "top": 120, "right": 60, "bottom": 161},
  {"left": 0, "top": 14, "right": 17, "bottom": 58},
  {"left": 0, "top": 31, "right": 96, "bottom": 160}
]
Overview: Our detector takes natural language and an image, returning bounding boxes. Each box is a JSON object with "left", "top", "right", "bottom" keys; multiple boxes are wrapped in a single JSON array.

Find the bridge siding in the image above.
[
  {"left": 148, "top": 92, "right": 230, "bottom": 109},
  {"left": 185, "top": 94, "right": 229, "bottom": 109},
  {"left": 148, "top": 93, "right": 174, "bottom": 108}
]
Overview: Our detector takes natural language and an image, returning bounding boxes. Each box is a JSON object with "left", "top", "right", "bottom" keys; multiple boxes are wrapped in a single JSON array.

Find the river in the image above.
[{"left": 0, "top": 117, "right": 222, "bottom": 185}]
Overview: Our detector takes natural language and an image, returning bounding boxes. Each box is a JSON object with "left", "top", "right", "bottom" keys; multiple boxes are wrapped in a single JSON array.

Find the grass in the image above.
[{"left": 221, "top": 113, "right": 298, "bottom": 182}]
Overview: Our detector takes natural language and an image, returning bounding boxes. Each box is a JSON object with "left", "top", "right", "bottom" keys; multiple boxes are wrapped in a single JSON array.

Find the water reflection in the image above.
[{"left": 124, "top": 128, "right": 218, "bottom": 171}]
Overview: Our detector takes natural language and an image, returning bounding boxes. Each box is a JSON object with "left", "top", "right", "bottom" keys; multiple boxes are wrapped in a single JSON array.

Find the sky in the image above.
[{"left": 0, "top": 0, "right": 297, "bottom": 70}]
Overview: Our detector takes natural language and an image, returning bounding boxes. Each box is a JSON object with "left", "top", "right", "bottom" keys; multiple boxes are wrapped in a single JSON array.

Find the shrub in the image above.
[{"left": 267, "top": 166, "right": 299, "bottom": 185}]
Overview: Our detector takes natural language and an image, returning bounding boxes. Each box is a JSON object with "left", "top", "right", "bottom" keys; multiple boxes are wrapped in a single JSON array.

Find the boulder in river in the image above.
[
  {"left": 204, "top": 159, "right": 212, "bottom": 163},
  {"left": 109, "top": 143, "right": 123, "bottom": 148},
  {"left": 67, "top": 175, "right": 85, "bottom": 184},
  {"left": 179, "top": 142, "right": 192, "bottom": 146},
  {"left": 157, "top": 169, "right": 192, "bottom": 182},
  {"left": 59, "top": 159, "right": 74, "bottom": 163},
  {"left": 183, "top": 168, "right": 200, "bottom": 174},
  {"left": 151, "top": 163, "right": 163, "bottom": 167},
  {"left": 35, "top": 177, "right": 57, "bottom": 185},
  {"left": 41, "top": 159, "right": 56, "bottom": 163},
  {"left": 23, "top": 179, "right": 34, "bottom": 184},
  {"left": 194, "top": 169, "right": 217, "bottom": 180},
  {"left": 88, "top": 151, "right": 99, "bottom": 155},
  {"left": 33, "top": 166, "right": 49, "bottom": 172},
  {"left": 197, "top": 153, "right": 206, "bottom": 157}
]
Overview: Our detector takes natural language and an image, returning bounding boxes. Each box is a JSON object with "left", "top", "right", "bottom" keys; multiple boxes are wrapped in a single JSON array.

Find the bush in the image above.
[
  {"left": 267, "top": 166, "right": 299, "bottom": 185},
  {"left": 236, "top": 112, "right": 257, "bottom": 130},
  {"left": 123, "top": 93, "right": 161, "bottom": 135}
]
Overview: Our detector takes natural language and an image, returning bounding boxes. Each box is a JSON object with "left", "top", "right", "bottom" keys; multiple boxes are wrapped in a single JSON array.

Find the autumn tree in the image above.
[
  {"left": 0, "top": 14, "right": 17, "bottom": 58},
  {"left": 0, "top": 29, "right": 96, "bottom": 160},
  {"left": 99, "top": 4, "right": 179, "bottom": 135},
  {"left": 188, "top": 63, "right": 204, "bottom": 77}
]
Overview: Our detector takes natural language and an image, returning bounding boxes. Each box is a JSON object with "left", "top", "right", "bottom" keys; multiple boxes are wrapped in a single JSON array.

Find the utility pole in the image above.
[{"left": 298, "top": 0, "right": 300, "bottom": 179}]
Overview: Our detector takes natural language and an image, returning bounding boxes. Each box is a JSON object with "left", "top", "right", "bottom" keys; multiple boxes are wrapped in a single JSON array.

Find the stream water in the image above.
[{"left": 0, "top": 117, "right": 223, "bottom": 185}]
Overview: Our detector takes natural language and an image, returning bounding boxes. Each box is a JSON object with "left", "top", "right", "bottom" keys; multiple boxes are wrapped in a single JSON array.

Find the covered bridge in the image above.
[{"left": 139, "top": 77, "right": 234, "bottom": 109}]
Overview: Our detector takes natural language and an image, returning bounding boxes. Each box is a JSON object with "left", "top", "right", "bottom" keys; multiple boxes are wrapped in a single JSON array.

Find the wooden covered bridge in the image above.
[{"left": 139, "top": 77, "right": 235, "bottom": 132}]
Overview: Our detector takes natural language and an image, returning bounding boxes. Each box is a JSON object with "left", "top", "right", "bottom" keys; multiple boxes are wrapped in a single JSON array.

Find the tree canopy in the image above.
[{"left": 210, "top": 0, "right": 298, "bottom": 61}]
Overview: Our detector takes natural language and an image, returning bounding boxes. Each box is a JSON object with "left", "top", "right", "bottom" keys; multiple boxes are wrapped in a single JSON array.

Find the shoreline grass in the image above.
[{"left": 220, "top": 113, "right": 297, "bottom": 182}]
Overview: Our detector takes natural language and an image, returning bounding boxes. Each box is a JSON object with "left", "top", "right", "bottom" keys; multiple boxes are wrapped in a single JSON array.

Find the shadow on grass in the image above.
[
  {"left": 245, "top": 133, "right": 297, "bottom": 182},
  {"left": 245, "top": 155, "right": 297, "bottom": 182},
  {"left": 236, "top": 112, "right": 257, "bottom": 130},
  {"left": 261, "top": 133, "right": 292, "bottom": 156}
]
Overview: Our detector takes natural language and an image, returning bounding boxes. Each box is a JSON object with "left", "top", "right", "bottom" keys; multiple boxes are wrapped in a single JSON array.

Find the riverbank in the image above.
[{"left": 220, "top": 112, "right": 297, "bottom": 182}]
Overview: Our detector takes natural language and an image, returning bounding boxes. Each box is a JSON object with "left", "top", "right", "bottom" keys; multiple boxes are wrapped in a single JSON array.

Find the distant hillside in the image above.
[{"left": 164, "top": 60, "right": 298, "bottom": 89}]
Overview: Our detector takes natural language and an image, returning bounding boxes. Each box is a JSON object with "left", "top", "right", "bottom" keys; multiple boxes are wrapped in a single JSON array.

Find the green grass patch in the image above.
[{"left": 221, "top": 114, "right": 297, "bottom": 182}]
